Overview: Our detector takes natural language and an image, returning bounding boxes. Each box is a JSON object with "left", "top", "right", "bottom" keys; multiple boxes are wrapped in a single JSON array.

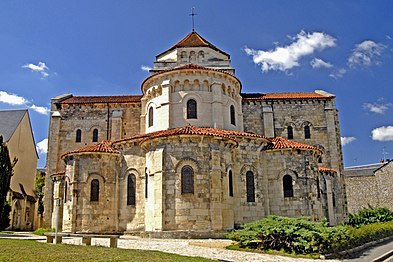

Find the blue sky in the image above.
[{"left": 0, "top": 1, "right": 392, "bottom": 168}]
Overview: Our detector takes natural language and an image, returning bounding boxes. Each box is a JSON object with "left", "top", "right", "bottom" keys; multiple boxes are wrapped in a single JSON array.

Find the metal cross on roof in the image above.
[{"left": 189, "top": 7, "right": 197, "bottom": 32}]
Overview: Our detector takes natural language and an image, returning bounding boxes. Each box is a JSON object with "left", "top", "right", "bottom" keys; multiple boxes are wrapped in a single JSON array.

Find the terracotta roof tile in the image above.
[
  {"left": 113, "top": 125, "right": 269, "bottom": 146},
  {"left": 157, "top": 31, "right": 229, "bottom": 57},
  {"left": 59, "top": 95, "right": 142, "bottom": 104},
  {"left": 241, "top": 92, "right": 333, "bottom": 100},
  {"left": 264, "top": 137, "right": 322, "bottom": 152},
  {"left": 318, "top": 167, "right": 337, "bottom": 173},
  {"left": 61, "top": 140, "right": 120, "bottom": 158}
]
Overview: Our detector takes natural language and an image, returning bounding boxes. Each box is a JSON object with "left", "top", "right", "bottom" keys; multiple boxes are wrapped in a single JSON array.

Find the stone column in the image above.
[
  {"left": 111, "top": 110, "right": 123, "bottom": 140},
  {"left": 262, "top": 105, "right": 274, "bottom": 137},
  {"left": 210, "top": 149, "right": 223, "bottom": 231},
  {"left": 211, "top": 83, "right": 224, "bottom": 129},
  {"left": 326, "top": 178, "right": 336, "bottom": 225}
]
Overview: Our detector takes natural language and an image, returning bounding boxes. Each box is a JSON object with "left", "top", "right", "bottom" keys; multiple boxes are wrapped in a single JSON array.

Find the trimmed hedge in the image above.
[
  {"left": 348, "top": 207, "right": 393, "bottom": 228},
  {"left": 226, "top": 215, "right": 393, "bottom": 255}
]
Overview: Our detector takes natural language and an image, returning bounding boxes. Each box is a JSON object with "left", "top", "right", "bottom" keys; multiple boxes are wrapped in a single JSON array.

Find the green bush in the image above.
[
  {"left": 33, "top": 228, "right": 54, "bottom": 236},
  {"left": 226, "top": 216, "right": 348, "bottom": 254},
  {"left": 347, "top": 207, "right": 393, "bottom": 228},
  {"left": 344, "top": 222, "right": 393, "bottom": 248}
]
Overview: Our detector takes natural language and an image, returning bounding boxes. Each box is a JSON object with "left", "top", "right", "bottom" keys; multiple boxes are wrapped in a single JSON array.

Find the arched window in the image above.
[
  {"left": 304, "top": 125, "right": 311, "bottom": 139},
  {"left": 246, "top": 171, "right": 255, "bottom": 202},
  {"left": 148, "top": 107, "right": 153, "bottom": 127},
  {"left": 181, "top": 51, "right": 187, "bottom": 63},
  {"left": 76, "top": 129, "right": 82, "bottom": 143},
  {"left": 64, "top": 181, "right": 68, "bottom": 203},
  {"left": 187, "top": 99, "right": 197, "bottom": 119},
  {"left": 127, "top": 174, "right": 136, "bottom": 205},
  {"left": 92, "top": 128, "right": 98, "bottom": 142},
  {"left": 198, "top": 51, "right": 204, "bottom": 63},
  {"left": 230, "top": 105, "right": 236, "bottom": 126},
  {"left": 287, "top": 126, "right": 293, "bottom": 140},
  {"left": 181, "top": 165, "right": 194, "bottom": 194},
  {"left": 283, "top": 175, "right": 293, "bottom": 197},
  {"left": 90, "top": 179, "right": 99, "bottom": 201},
  {"left": 229, "top": 170, "right": 234, "bottom": 197},
  {"left": 189, "top": 51, "right": 196, "bottom": 63}
]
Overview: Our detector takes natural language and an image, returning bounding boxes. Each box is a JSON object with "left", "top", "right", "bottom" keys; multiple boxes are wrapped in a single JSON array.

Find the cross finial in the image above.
[{"left": 189, "top": 7, "right": 197, "bottom": 32}]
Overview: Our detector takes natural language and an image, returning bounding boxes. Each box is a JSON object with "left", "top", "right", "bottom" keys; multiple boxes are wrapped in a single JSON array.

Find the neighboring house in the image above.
[
  {"left": 0, "top": 109, "right": 38, "bottom": 230},
  {"left": 45, "top": 31, "right": 347, "bottom": 237},
  {"left": 344, "top": 160, "right": 393, "bottom": 213}
]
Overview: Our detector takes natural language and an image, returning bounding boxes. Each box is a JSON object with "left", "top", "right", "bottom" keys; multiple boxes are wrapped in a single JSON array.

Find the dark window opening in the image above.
[
  {"left": 64, "top": 181, "right": 68, "bottom": 203},
  {"left": 229, "top": 170, "right": 234, "bottom": 197},
  {"left": 148, "top": 107, "right": 153, "bottom": 127},
  {"left": 332, "top": 192, "right": 336, "bottom": 207},
  {"left": 90, "top": 179, "right": 99, "bottom": 201},
  {"left": 230, "top": 105, "right": 236, "bottom": 126},
  {"left": 287, "top": 126, "right": 294, "bottom": 140},
  {"left": 316, "top": 178, "right": 321, "bottom": 199},
  {"left": 76, "top": 129, "right": 82, "bottom": 143},
  {"left": 304, "top": 125, "right": 311, "bottom": 139},
  {"left": 127, "top": 174, "right": 136, "bottom": 205},
  {"left": 92, "top": 128, "right": 98, "bottom": 142},
  {"left": 283, "top": 175, "right": 293, "bottom": 197},
  {"left": 181, "top": 165, "right": 194, "bottom": 194},
  {"left": 187, "top": 99, "right": 197, "bottom": 119},
  {"left": 145, "top": 170, "right": 148, "bottom": 198},
  {"left": 246, "top": 171, "right": 255, "bottom": 202}
]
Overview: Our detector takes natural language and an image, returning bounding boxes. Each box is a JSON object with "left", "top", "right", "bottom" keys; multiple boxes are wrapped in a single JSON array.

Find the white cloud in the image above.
[
  {"left": 372, "top": 126, "right": 393, "bottom": 141},
  {"left": 0, "top": 91, "right": 28, "bottom": 105},
  {"left": 36, "top": 138, "right": 48, "bottom": 154},
  {"left": 341, "top": 136, "right": 356, "bottom": 146},
  {"left": 329, "top": 68, "right": 347, "bottom": 79},
  {"left": 348, "top": 40, "right": 386, "bottom": 68},
  {"left": 363, "top": 102, "right": 391, "bottom": 114},
  {"left": 22, "top": 61, "right": 50, "bottom": 78},
  {"left": 30, "top": 104, "right": 50, "bottom": 115},
  {"left": 244, "top": 31, "right": 336, "bottom": 72},
  {"left": 141, "top": 65, "right": 151, "bottom": 72},
  {"left": 310, "top": 58, "right": 333, "bottom": 69}
]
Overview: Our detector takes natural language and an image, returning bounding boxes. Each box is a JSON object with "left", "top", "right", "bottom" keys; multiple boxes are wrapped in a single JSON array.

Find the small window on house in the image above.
[
  {"left": 181, "top": 165, "right": 194, "bottom": 194},
  {"left": 283, "top": 175, "right": 293, "bottom": 197},
  {"left": 229, "top": 170, "right": 234, "bottom": 197},
  {"left": 127, "top": 174, "right": 136, "bottom": 205},
  {"left": 76, "top": 129, "right": 82, "bottom": 143},
  {"left": 92, "top": 128, "right": 98, "bottom": 142},
  {"left": 187, "top": 99, "right": 197, "bottom": 119},
  {"left": 90, "top": 179, "right": 99, "bottom": 201},
  {"left": 246, "top": 171, "right": 255, "bottom": 202},
  {"left": 148, "top": 107, "right": 153, "bottom": 127},
  {"left": 287, "top": 126, "right": 294, "bottom": 140},
  {"left": 304, "top": 125, "right": 311, "bottom": 139},
  {"left": 318, "top": 155, "right": 323, "bottom": 163},
  {"left": 230, "top": 105, "right": 236, "bottom": 126}
]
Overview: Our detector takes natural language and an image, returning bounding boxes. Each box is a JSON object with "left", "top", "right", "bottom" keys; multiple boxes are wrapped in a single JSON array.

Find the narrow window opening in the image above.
[
  {"left": 187, "top": 99, "right": 197, "bottom": 119},
  {"left": 246, "top": 171, "right": 255, "bottom": 202},
  {"left": 287, "top": 126, "right": 294, "bottom": 140},
  {"left": 283, "top": 175, "right": 294, "bottom": 197},
  {"left": 181, "top": 165, "right": 194, "bottom": 194},
  {"left": 127, "top": 174, "right": 136, "bottom": 205},
  {"left": 229, "top": 170, "right": 234, "bottom": 197},
  {"left": 230, "top": 105, "right": 236, "bottom": 126},
  {"left": 76, "top": 129, "right": 82, "bottom": 143},
  {"left": 90, "top": 179, "right": 99, "bottom": 201},
  {"left": 64, "top": 181, "right": 68, "bottom": 203},
  {"left": 148, "top": 107, "right": 153, "bottom": 127},
  {"left": 304, "top": 125, "right": 311, "bottom": 139},
  {"left": 145, "top": 170, "right": 148, "bottom": 198},
  {"left": 92, "top": 128, "right": 98, "bottom": 142}
]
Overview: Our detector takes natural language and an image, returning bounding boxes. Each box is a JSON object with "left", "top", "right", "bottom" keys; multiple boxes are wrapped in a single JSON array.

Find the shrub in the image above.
[
  {"left": 33, "top": 228, "right": 55, "bottom": 236},
  {"left": 347, "top": 207, "right": 393, "bottom": 228},
  {"left": 226, "top": 216, "right": 348, "bottom": 254},
  {"left": 0, "top": 202, "right": 11, "bottom": 230},
  {"left": 344, "top": 221, "right": 393, "bottom": 248}
]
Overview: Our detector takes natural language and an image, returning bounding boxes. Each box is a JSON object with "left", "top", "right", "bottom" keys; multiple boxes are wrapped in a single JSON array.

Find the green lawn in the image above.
[{"left": 0, "top": 239, "right": 215, "bottom": 262}]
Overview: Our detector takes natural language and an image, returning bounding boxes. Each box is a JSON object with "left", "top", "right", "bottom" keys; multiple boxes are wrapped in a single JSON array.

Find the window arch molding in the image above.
[
  {"left": 301, "top": 121, "right": 313, "bottom": 139},
  {"left": 127, "top": 173, "right": 136, "bottom": 205},
  {"left": 230, "top": 104, "right": 236, "bottom": 126},
  {"left": 175, "top": 158, "right": 199, "bottom": 195},
  {"left": 146, "top": 102, "right": 157, "bottom": 128},
  {"left": 86, "top": 174, "right": 105, "bottom": 202},
  {"left": 182, "top": 94, "right": 202, "bottom": 120},
  {"left": 75, "top": 128, "right": 82, "bottom": 143},
  {"left": 283, "top": 174, "right": 294, "bottom": 198}
]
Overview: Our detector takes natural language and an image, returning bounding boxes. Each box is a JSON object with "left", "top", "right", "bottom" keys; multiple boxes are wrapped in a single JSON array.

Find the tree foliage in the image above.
[
  {"left": 0, "top": 135, "right": 17, "bottom": 230},
  {"left": 35, "top": 171, "right": 46, "bottom": 215}
]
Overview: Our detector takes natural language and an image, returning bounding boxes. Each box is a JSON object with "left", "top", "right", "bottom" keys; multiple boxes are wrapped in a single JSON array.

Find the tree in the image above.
[
  {"left": 35, "top": 171, "right": 45, "bottom": 215},
  {"left": 0, "top": 135, "right": 17, "bottom": 230}
]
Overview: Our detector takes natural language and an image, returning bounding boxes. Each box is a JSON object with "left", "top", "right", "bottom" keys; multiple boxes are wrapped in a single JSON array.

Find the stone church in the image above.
[{"left": 44, "top": 31, "right": 347, "bottom": 237}]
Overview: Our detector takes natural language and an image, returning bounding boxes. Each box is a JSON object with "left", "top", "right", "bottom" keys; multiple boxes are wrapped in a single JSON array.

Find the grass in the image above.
[
  {"left": 226, "top": 244, "right": 321, "bottom": 259},
  {"left": 33, "top": 227, "right": 54, "bottom": 236},
  {"left": 0, "top": 239, "right": 215, "bottom": 262}
]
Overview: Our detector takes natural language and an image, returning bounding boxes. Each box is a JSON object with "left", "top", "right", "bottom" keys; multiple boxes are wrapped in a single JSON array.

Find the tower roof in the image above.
[{"left": 156, "top": 31, "right": 230, "bottom": 58}]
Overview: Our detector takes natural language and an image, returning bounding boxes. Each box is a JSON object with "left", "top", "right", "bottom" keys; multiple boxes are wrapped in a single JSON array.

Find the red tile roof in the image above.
[
  {"left": 156, "top": 31, "right": 230, "bottom": 58},
  {"left": 241, "top": 92, "right": 334, "bottom": 100},
  {"left": 113, "top": 125, "right": 269, "bottom": 146},
  {"left": 59, "top": 95, "right": 142, "bottom": 104},
  {"left": 61, "top": 140, "right": 120, "bottom": 158},
  {"left": 264, "top": 137, "right": 322, "bottom": 152},
  {"left": 142, "top": 64, "right": 241, "bottom": 92},
  {"left": 318, "top": 167, "right": 337, "bottom": 173}
]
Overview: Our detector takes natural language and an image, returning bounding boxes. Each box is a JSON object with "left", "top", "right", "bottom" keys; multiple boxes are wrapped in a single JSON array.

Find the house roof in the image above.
[
  {"left": 61, "top": 140, "right": 120, "bottom": 158},
  {"left": 59, "top": 95, "right": 142, "bottom": 104},
  {"left": 264, "top": 137, "right": 322, "bottom": 153},
  {"left": 318, "top": 167, "right": 337, "bottom": 173},
  {"left": 241, "top": 92, "right": 334, "bottom": 100},
  {"left": 156, "top": 31, "right": 230, "bottom": 58},
  {"left": 0, "top": 109, "right": 28, "bottom": 142}
]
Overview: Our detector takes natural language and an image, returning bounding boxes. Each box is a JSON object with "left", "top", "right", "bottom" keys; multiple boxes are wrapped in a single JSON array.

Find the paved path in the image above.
[{"left": 342, "top": 239, "right": 393, "bottom": 262}]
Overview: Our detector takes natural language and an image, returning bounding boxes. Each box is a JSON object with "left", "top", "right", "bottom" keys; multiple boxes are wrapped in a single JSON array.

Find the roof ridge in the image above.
[
  {"left": 265, "top": 136, "right": 322, "bottom": 152},
  {"left": 61, "top": 140, "right": 120, "bottom": 158}
]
